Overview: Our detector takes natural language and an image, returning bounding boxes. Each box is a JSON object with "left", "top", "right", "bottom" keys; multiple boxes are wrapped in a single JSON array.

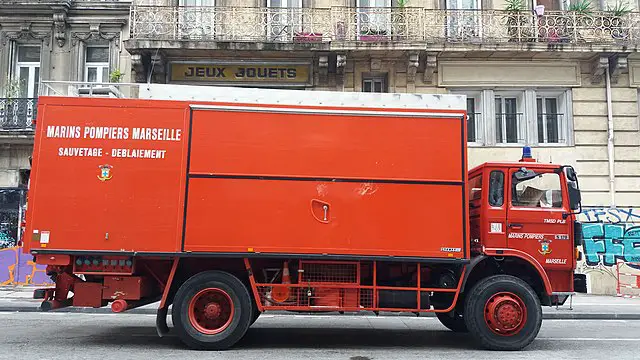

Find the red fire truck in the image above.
[{"left": 24, "top": 84, "right": 582, "bottom": 351}]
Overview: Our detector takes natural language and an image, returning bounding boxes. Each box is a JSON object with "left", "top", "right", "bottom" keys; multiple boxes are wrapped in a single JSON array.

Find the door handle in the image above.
[
  {"left": 310, "top": 199, "right": 330, "bottom": 224},
  {"left": 509, "top": 223, "right": 523, "bottom": 230}
]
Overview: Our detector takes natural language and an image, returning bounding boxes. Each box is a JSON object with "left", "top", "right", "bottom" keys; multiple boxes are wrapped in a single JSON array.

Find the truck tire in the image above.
[
  {"left": 172, "top": 271, "right": 252, "bottom": 350},
  {"left": 436, "top": 311, "right": 468, "bottom": 332},
  {"left": 464, "top": 275, "right": 542, "bottom": 351}
]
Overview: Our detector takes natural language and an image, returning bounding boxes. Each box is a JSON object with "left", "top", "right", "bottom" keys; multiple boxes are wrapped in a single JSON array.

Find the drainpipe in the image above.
[{"left": 605, "top": 62, "right": 616, "bottom": 208}]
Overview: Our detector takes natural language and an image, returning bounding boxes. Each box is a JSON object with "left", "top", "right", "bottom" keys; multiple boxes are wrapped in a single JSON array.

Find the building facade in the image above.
[
  {"left": 127, "top": 0, "right": 640, "bottom": 208},
  {"left": 1, "top": 0, "right": 639, "bottom": 292}
]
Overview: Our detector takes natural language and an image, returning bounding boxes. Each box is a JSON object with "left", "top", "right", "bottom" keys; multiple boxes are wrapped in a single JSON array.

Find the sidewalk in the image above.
[{"left": 1, "top": 286, "right": 639, "bottom": 319}]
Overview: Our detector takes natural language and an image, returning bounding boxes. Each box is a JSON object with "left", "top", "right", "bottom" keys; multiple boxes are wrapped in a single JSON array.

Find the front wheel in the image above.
[
  {"left": 172, "top": 271, "right": 252, "bottom": 350},
  {"left": 464, "top": 275, "right": 542, "bottom": 351}
]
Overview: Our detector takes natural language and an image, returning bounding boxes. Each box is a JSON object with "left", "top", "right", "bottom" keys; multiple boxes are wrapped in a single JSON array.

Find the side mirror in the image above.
[
  {"left": 568, "top": 181, "right": 581, "bottom": 210},
  {"left": 514, "top": 167, "right": 539, "bottom": 182},
  {"left": 566, "top": 167, "right": 577, "bottom": 182}
]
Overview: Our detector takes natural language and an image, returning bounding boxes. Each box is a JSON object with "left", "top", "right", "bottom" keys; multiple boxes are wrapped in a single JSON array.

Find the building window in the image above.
[
  {"left": 178, "top": 0, "right": 216, "bottom": 40},
  {"left": 362, "top": 75, "right": 387, "bottom": 93},
  {"left": 464, "top": 93, "right": 483, "bottom": 144},
  {"left": 534, "top": 0, "right": 562, "bottom": 10},
  {"left": 536, "top": 94, "right": 565, "bottom": 144},
  {"left": 451, "top": 89, "right": 571, "bottom": 146},
  {"left": 85, "top": 46, "right": 110, "bottom": 83},
  {"left": 357, "top": 0, "right": 391, "bottom": 37},
  {"left": 267, "top": 0, "right": 302, "bottom": 41},
  {"left": 495, "top": 94, "right": 524, "bottom": 144},
  {"left": 451, "top": 90, "right": 483, "bottom": 144},
  {"left": 445, "top": 0, "right": 481, "bottom": 40},
  {"left": 15, "top": 45, "right": 41, "bottom": 98}
]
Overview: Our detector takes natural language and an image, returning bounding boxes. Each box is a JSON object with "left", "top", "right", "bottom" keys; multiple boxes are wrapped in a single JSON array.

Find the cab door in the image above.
[{"left": 506, "top": 167, "right": 573, "bottom": 291}]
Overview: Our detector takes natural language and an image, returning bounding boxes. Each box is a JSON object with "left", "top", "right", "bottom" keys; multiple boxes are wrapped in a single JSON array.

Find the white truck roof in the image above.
[{"left": 139, "top": 84, "right": 467, "bottom": 112}]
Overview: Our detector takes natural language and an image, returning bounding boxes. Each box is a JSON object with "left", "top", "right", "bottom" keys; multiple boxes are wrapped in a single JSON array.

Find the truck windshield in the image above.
[{"left": 512, "top": 172, "right": 562, "bottom": 208}]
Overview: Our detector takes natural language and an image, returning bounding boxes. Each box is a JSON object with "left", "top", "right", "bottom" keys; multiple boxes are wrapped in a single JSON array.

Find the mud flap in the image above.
[{"left": 156, "top": 307, "right": 170, "bottom": 337}]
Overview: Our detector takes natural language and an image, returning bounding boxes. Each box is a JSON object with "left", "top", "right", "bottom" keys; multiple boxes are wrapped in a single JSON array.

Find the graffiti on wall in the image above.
[
  {"left": 578, "top": 208, "right": 640, "bottom": 269},
  {"left": 0, "top": 246, "right": 50, "bottom": 286},
  {"left": 0, "top": 188, "right": 51, "bottom": 286}
]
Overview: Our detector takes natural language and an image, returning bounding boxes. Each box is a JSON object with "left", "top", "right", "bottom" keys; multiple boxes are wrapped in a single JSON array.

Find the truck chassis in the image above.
[{"left": 34, "top": 253, "right": 551, "bottom": 351}]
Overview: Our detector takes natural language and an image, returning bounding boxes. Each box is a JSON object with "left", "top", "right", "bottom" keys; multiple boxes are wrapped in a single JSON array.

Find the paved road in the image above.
[{"left": 0, "top": 313, "right": 638, "bottom": 360}]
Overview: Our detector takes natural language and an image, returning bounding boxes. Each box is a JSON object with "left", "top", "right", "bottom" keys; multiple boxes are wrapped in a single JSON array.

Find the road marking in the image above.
[
  {"left": 539, "top": 338, "right": 640, "bottom": 341},
  {"left": 288, "top": 315, "right": 436, "bottom": 320},
  {"left": 570, "top": 303, "right": 640, "bottom": 306},
  {"left": 545, "top": 319, "right": 628, "bottom": 322},
  {"left": 38, "top": 312, "right": 67, "bottom": 316}
]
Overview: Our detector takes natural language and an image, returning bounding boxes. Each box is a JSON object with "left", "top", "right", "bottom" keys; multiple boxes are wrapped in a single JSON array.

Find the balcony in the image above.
[
  {"left": 0, "top": 98, "right": 37, "bottom": 131},
  {"left": 129, "top": 6, "right": 640, "bottom": 48}
]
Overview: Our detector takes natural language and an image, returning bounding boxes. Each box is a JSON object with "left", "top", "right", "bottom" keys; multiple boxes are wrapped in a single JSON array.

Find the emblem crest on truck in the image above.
[
  {"left": 97, "top": 164, "right": 113, "bottom": 181},
  {"left": 538, "top": 239, "right": 552, "bottom": 255}
]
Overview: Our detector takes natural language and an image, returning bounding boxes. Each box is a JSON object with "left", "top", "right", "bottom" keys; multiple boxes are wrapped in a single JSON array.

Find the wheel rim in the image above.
[
  {"left": 484, "top": 292, "right": 527, "bottom": 336},
  {"left": 188, "top": 288, "right": 235, "bottom": 335}
]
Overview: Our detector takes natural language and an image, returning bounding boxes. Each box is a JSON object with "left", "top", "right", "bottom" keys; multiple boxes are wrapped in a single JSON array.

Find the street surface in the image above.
[{"left": 0, "top": 312, "right": 638, "bottom": 359}]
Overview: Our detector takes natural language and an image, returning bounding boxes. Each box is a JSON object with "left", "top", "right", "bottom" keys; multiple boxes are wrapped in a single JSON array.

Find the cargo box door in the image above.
[
  {"left": 26, "top": 102, "right": 188, "bottom": 253},
  {"left": 183, "top": 105, "right": 467, "bottom": 259}
]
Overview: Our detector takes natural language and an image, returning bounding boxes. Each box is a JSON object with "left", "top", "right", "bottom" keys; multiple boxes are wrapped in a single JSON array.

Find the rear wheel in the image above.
[
  {"left": 172, "top": 271, "right": 252, "bottom": 350},
  {"left": 436, "top": 311, "right": 468, "bottom": 332},
  {"left": 464, "top": 275, "right": 542, "bottom": 351}
]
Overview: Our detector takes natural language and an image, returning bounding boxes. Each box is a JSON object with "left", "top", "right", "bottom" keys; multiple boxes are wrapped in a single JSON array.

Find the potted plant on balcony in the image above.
[
  {"left": 293, "top": 31, "right": 324, "bottom": 43},
  {"left": 392, "top": 0, "right": 408, "bottom": 41},
  {"left": 567, "top": 0, "right": 594, "bottom": 42},
  {"left": 504, "top": 0, "right": 530, "bottom": 42},
  {"left": 605, "top": 1, "right": 632, "bottom": 40},
  {"left": 78, "top": 69, "right": 125, "bottom": 98},
  {"left": 1, "top": 79, "right": 24, "bottom": 129},
  {"left": 3, "top": 79, "right": 22, "bottom": 98},
  {"left": 110, "top": 69, "right": 124, "bottom": 83}
]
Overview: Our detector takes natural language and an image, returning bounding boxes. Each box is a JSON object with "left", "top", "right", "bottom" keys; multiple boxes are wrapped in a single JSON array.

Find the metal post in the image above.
[
  {"left": 569, "top": 293, "right": 573, "bottom": 310},
  {"left": 616, "top": 261, "right": 622, "bottom": 296},
  {"left": 605, "top": 64, "right": 616, "bottom": 208}
]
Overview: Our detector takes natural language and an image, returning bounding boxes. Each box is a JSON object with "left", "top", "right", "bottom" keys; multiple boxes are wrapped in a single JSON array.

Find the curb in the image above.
[
  {"left": 541, "top": 312, "right": 640, "bottom": 320},
  {"left": 1, "top": 306, "right": 640, "bottom": 320}
]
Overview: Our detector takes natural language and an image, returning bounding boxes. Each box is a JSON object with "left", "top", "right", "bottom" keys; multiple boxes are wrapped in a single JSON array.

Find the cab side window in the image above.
[
  {"left": 469, "top": 175, "right": 482, "bottom": 209},
  {"left": 488, "top": 171, "right": 504, "bottom": 207}
]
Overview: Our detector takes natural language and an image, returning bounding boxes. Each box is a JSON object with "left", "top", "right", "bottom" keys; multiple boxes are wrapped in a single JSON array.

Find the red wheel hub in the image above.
[
  {"left": 204, "top": 303, "right": 222, "bottom": 319},
  {"left": 484, "top": 292, "right": 527, "bottom": 336},
  {"left": 188, "top": 288, "right": 234, "bottom": 335}
]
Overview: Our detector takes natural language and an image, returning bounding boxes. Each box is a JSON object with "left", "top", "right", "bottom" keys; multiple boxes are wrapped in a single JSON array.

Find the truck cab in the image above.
[{"left": 468, "top": 147, "right": 582, "bottom": 305}]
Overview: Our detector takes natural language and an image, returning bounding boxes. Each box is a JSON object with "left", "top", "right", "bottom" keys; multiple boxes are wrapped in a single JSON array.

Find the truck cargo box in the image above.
[{"left": 25, "top": 87, "right": 468, "bottom": 260}]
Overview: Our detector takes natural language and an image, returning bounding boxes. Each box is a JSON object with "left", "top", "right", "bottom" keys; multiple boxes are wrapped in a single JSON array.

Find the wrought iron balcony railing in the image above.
[
  {"left": 0, "top": 98, "right": 37, "bottom": 131},
  {"left": 129, "top": 6, "right": 640, "bottom": 45}
]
